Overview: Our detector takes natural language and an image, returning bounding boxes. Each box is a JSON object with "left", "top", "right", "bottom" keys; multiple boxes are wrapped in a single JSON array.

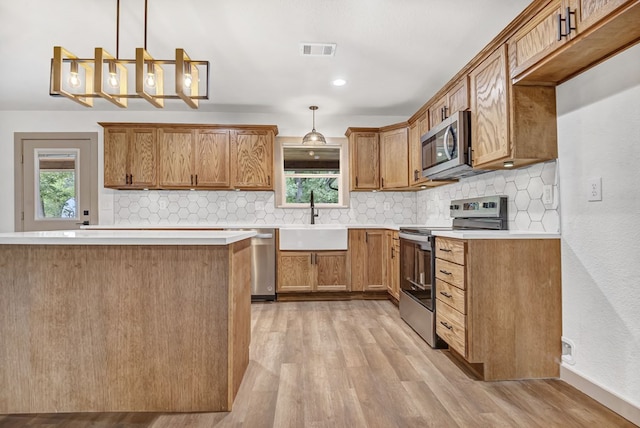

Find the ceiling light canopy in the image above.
[
  {"left": 332, "top": 78, "right": 347, "bottom": 87},
  {"left": 50, "top": 0, "right": 209, "bottom": 109},
  {"left": 302, "top": 106, "right": 327, "bottom": 145}
]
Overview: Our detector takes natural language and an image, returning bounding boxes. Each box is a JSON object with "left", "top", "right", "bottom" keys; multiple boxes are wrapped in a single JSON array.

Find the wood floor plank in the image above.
[{"left": 0, "top": 300, "right": 635, "bottom": 428}]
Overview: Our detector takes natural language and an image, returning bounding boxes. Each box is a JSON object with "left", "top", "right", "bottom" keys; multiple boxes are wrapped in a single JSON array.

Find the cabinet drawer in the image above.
[
  {"left": 436, "top": 301, "right": 466, "bottom": 356},
  {"left": 435, "top": 259, "right": 465, "bottom": 289},
  {"left": 435, "top": 279, "right": 466, "bottom": 314},
  {"left": 435, "top": 238, "right": 465, "bottom": 264}
]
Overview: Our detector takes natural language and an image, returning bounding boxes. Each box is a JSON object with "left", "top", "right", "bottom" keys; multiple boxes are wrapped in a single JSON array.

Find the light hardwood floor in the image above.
[{"left": 0, "top": 300, "right": 635, "bottom": 427}]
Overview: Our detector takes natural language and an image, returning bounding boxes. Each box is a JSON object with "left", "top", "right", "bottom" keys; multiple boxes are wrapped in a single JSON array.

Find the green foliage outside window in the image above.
[
  {"left": 285, "top": 177, "right": 339, "bottom": 204},
  {"left": 39, "top": 171, "right": 76, "bottom": 218}
]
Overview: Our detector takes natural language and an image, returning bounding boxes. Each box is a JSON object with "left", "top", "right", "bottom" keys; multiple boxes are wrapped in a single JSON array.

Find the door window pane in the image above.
[{"left": 35, "top": 151, "right": 79, "bottom": 220}]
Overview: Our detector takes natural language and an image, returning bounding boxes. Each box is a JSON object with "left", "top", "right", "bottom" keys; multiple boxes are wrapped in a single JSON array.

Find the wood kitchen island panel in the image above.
[{"left": 0, "top": 241, "right": 251, "bottom": 413}]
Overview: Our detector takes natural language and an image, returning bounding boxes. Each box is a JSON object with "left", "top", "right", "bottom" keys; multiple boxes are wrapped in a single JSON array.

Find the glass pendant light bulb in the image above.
[
  {"left": 145, "top": 62, "right": 156, "bottom": 88},
  {"left": 108, "top": 61, "right": 119, "bottom": 88},
  {"left": 183, "top": 73, "right": 193, "bottom": 89},
  {"left": 68, "top": 61, "right": 81, "bottom": 88}
]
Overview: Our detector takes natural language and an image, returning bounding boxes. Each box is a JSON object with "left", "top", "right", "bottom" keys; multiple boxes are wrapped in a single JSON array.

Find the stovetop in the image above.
[{"left": 399, "top": 227, "right": 452, "bottom": 235}]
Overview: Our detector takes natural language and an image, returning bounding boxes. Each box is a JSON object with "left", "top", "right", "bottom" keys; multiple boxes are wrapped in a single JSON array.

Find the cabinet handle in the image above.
[
  {"left": 439, "top": 269, "right": 452, "bottom": 276},
  {"left": 443, "top": 106, "right": 448, "bottom": 120},
  {"left": 440, "top": 291, "right": 452, "bottom": 298},
  {"left": 195, "top": 174, "right": 198, "bottom": 185},
  {"left": 391, "top": 247, "right": 395, "bottom": 259},
  {"left": 440, "top": 321, "right": 453, "bottom": 330},
  {"left": 191, "top": 174, "right": 194, "bottom": 186},
  {"left": 355, "top": 176, "right": 359, "bottom": 187},
  {"left": 557, "top": 12, "right": 567, "bottom": 41},
  {"left": 565, "top": 7, "right": 576, "bottom": 36},
  {"left": 129, "top": 174, "right": 133, "bottom": 185},
  {"left": 267, "top": 175, "right": 271, "bottom": 186},
  {"left": 381, "top": 177, "right": 385, "bottom": 188},
  {"left": 414, "top": 169, "right": 419, "bottom": 182},
  {"left": 439, "top": 248, "right": 452, "bottom": 252},
  {"left": 365, "top": 232, "right": 368, "bottom": 243}
]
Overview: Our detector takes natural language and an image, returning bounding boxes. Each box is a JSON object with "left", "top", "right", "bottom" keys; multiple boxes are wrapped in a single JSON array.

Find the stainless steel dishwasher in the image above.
[{"left": 227, "top": 228, "right": 276, "bottom": 301}]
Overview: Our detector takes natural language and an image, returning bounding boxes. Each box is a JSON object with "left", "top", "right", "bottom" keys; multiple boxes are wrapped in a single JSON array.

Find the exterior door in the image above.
[{"left": 16, "top": 133, "right": 98, "bottom": 231}]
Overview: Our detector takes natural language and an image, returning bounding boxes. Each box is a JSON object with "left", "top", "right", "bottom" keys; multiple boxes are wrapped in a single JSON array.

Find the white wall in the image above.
[
  {"left": 556, "top": 43, "right": 640, "bottom": 412},
  {"left": 0, "top": 109, "right": 405, "bottom": 232}
]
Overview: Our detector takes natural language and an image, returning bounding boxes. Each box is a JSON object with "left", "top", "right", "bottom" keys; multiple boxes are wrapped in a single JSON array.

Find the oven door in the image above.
[{"left": 399, "top": 237, "right": 434, "bottom": 312}]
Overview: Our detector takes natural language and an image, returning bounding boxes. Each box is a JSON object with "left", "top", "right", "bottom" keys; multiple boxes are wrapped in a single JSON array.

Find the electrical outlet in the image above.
[
  {"left": 159, "top": 200, "right": 167, "bottom": 210},
  {"left": 588, "top": 177, "right": 602, "bottom": 201},
  {"left": 543, "top": 185, "right": 553, "bottom": 205},
  {"left": 561, "top": 337, "right": 576, "bottom": 365},
  {"left": 383, "top": 202, "right": 391, "bottom": 211},
  {"left": 219, "top": 201, "right": 227, "bottom": 210}
]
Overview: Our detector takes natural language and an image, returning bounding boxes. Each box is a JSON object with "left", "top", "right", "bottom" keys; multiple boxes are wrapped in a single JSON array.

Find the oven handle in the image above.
[{"left": 406, "top": 278, "right": 429, "bottom": 291}]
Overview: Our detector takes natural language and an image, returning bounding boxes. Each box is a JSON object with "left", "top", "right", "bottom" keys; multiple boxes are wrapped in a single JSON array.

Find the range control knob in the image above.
[
  {"left": 450, "top": 204, "right": 460, "bottom": 210},
  {"left": 482, "top": 202, "right": 497, "bottom": 208}
]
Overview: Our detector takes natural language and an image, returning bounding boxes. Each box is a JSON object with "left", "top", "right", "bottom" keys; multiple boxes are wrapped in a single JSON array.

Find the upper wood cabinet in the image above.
[
  {"left": 347, "top": 129, "right": 380, "bottom": 190},
  {"left": 470, "top": 45, "right": 557, "bottom": 169},
  {"left": 277, "top": 251, "right": 349, "bottom": 293},
  {"left": 101, "top": 123, "right": 276, "bottom": 191},
  {"left": 379, "top": 125, "right": 409, "bottom": 189},
  {"left": 428, "top": 78, "right": 469, "bottom": 130},
  {"left": 158, "top": 128, "right": 231, "bottom": 189},
  {"left": 103, "top": 127, "right": 157, "bottom": 189},
  {"left": 510, "top": 0, "right": 638, "bottom": 84},
  {"left": 230, "top": 129, "right": 274, "bottom": 190}
]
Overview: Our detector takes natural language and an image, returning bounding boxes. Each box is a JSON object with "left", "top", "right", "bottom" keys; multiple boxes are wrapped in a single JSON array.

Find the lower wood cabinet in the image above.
[
  {"left": 434, "top": 236, "right": 561, "bottom": 381},
  {"left": 277, "top": 251, "right": 349, "bottom": 293},
  {"left": 349, "top": 229, "right": 385, "bottom": 292},
  {"left": 385, "top": 230, "right": 400, "bottom": 300}
]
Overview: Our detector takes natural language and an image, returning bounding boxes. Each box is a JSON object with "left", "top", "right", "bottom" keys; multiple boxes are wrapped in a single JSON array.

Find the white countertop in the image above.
[
  {"left": 82, "top": 223, "right": 404, "bottom": 230},
  {"left": 0, "top": 230, "right": 256, "bottom": 245},
  {"left": 432, "top": 230, "right": 560, "bottom": 239}
]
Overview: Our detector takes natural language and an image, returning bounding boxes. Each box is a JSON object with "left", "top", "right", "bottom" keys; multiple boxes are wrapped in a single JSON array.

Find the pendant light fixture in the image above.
[
  {"left": 50, "top": 0, "right": 209, "bottom": 109},
  {"left": 302, "top": 106, "right": 327, "bottom": 144}
]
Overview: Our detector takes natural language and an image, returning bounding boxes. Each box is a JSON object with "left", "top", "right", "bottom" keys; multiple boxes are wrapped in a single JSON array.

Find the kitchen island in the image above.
[{"left": 0, "top": 230, "right": 254, "bottom": 413}]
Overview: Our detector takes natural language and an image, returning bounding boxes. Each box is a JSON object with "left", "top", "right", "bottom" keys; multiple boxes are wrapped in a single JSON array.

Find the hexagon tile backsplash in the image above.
[
  {"left": 416, "top": 160, "right": 560, "bottom": 232},
  {"left": 114, "top": 190, "right": 417, "bottom": 225},
  {"left": 113, "top": 160, "right": 559, "bottom": 232}
]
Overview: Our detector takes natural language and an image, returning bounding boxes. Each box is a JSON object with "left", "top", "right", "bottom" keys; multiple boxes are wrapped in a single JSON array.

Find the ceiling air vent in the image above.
[{"left": 300, "top": 43, "right": 337, "bottom": 57}]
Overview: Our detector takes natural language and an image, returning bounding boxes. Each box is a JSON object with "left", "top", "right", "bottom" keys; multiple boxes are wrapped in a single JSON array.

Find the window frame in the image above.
[{"left": 275, "top": 136, "right": 350, "bottom": 208}]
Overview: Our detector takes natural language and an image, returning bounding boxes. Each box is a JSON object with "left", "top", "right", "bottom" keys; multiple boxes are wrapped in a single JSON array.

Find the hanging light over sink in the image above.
[{"left": 302, "top": 106, "right": 327, "bottom": 144}]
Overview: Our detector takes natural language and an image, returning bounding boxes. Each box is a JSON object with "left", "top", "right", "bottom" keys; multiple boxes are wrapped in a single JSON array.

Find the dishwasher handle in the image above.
[{"left": 254, "top": 233, "right": 273, "bottom": 239}]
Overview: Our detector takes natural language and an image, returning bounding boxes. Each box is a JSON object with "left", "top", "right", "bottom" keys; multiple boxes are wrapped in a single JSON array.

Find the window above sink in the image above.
[{"left": 275, "top": 136, "right": 350, "bottom": 208}]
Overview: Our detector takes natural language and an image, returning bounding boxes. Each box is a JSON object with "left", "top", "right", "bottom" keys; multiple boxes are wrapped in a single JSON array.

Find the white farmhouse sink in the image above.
[{"left": 279, "top": 225, "right": 348, "bottom": 250}]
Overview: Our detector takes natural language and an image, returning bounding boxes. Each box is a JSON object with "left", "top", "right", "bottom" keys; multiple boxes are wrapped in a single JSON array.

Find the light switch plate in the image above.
[
  {"left": 588, "top": 177, "right": 602, "bottom": 201},
  {"left": 543, "top": 185, "right": 553, "bottom": 205}
]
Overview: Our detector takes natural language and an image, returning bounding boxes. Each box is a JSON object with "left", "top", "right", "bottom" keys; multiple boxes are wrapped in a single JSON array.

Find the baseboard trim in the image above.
[{"left": 561, "top": 365, "right": 640, "bottom": 426}]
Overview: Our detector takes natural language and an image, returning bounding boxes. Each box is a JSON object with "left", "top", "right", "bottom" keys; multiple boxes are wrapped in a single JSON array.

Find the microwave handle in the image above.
[{"left": 443, "top": 125, "right": 455, "bottom": 160}]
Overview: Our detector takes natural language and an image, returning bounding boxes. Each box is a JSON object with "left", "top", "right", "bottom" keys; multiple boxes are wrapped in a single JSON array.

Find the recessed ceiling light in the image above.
[{"left": 332, "top": 78, "right": 347, "bottom": 87}]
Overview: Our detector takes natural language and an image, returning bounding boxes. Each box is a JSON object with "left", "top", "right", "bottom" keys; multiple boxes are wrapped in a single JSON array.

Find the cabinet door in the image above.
[
  {"left": 351, "top": 133, "right": 379, "bottom": 190},
  {"left": 508, "top": 0, "right": 568, "bottom": 79},
  {"left": 129, "top": 128, "right": 157, "bottom": 188},
  {"left": 408, "top": 121, "right": 426, "bottom": 186},
  {"left": 195, "top": 129, "right": 230, "bottom": 188},
  {"left": 470, "top": 45, "right": 510, "bottom": 167},
  {"left": 277, "top": 252, "right": 313, "bottom": 292},
  {"left": 364, "top": 230, "right": 385, "bottom": 291},
  {"left": 380, "top": 127, "right": 408, "bottom": 189},
  {"left": 316, "top": 252, "right": 350, "bottom": 292},
  {"left": 384, "top": 231, "right": 400, "bottom": 299},
  {"left": 103, "top": 128, "right": 129, "bottom": 188},
  {"left": 231, "top": 130, "right": 273, "bottom": 189},
  {"left": 448, "top": 78, "right": 469, "bottom": 115},
  {"left": 428, "top": 96, "right": 448, "bottom": 130},
  {"left": 572, "top": 0, "right": 631, "bottom": 33},
  {"left": 158, "top": 129, "right": 193, "bottom": 187}
]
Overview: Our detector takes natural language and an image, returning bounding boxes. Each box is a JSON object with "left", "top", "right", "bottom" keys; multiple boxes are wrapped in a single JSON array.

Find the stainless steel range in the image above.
[{"left": 398, "top": 195, "right": 508, "bottom": 348}]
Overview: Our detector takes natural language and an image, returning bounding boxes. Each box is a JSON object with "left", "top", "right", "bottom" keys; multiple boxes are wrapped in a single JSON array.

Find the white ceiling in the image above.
[{"left": 0, "top": 0, "right": 531, "bottom": 117}]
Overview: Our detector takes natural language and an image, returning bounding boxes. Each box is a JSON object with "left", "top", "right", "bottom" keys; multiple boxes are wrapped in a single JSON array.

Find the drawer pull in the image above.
[
  {"left": 439, "top": 269, "right": 452, "bottom": 275},
  {"left": 440, "top": 321, "right": 453, "bottom": 330},
  {"left": 439, "top": 291, "right": 452, "bottom": 298},
  {"left": 439, "top": 248, "right": 452, "bottom": 252}
]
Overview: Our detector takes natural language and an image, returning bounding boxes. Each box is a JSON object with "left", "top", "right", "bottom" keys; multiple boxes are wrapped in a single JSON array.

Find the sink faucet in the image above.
[{"left": 310, "top": 190, "right": 319, "bottom": 224}]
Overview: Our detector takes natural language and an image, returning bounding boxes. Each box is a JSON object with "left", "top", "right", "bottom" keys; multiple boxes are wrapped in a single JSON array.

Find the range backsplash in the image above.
[
  {"left": 416, "top": 160, "right": 560, "bottom": 232},
  {"left": 113, "top": 191, "right": 417, "bottom": 225}
]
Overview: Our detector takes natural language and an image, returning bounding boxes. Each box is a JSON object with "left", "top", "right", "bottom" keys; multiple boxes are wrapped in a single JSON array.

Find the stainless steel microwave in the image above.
[{"left": 421, "top": 110, "right": 483, "bottom": 180}]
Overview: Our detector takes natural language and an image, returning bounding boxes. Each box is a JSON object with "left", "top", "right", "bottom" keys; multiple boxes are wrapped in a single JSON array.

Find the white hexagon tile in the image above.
[
  {"left": 114, "top": 190, "right": 417, "bottom": 225},
  {"left": 113, "top": 160, "right": 559, "bottom": 232},
  {"left": 416, "top": 160, "right": 560, "bottom": 232}
]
